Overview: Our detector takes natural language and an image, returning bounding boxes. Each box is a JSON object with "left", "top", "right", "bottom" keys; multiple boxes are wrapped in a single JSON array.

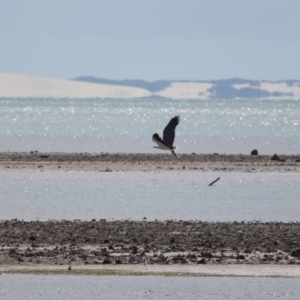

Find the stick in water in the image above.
[{"left": 208, "top": 177, "right": 220, "bottom": 186}]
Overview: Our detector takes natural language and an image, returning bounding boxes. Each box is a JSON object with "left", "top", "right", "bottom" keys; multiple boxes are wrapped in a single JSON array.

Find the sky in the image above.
[{"left": 1, "top": 0, "right": 300, "bottom": 81}]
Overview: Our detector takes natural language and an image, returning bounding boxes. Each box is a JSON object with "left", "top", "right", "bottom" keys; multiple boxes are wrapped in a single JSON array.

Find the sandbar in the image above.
[
  {"left": 0, "top": 152, "right": 299, "bottom": 172},
  {"left": 1, "top": 264, "right": 300, "bottom": 277}
]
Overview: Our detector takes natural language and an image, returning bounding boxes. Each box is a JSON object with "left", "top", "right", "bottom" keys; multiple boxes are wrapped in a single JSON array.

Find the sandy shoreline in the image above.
[
  {"left": 1, "top": 264, "right": 300, "bottom": 277},
  {"left": 0, "top": 152, "right": 300, "bottom": 172}
]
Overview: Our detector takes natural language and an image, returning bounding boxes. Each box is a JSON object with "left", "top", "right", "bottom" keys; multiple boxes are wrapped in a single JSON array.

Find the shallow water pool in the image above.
[{"left": 1, "top": 171, "right": 299, "bottom": 222}]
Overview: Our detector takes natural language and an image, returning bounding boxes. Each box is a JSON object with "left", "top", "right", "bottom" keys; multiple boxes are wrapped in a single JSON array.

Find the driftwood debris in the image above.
[{"left": 208, "top": 177, "right": 220, "bottom": 186}]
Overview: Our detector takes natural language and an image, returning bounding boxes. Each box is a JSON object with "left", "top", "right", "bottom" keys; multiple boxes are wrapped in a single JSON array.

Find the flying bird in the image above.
[{"left": 152, "top": 116, "right": 180, "bottom": 157}]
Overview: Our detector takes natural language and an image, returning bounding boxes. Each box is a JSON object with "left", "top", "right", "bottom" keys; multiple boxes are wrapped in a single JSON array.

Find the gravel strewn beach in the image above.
[
  {"left": 0, "top": 152, "right": 300, "bottom": 172},
  {"left": 1, "top": 220, "right": 300, "bottom": 267}
]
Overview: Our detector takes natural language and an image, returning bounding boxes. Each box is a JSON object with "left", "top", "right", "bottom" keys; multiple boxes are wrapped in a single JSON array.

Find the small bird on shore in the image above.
[{"left": 152, "top": 116, "right": 180, "bottom": 157}]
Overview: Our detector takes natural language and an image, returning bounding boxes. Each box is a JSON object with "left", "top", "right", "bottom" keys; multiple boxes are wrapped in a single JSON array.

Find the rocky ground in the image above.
[
  {"left": 1, "top": 220, "right": 300, "bottom": 266},
  {"left": 0, "top": 152, "right": 300, "bottom": 172}
]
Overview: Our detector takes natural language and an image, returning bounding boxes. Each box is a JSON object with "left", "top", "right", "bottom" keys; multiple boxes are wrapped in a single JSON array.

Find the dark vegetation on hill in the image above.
[
  {"left": 74, "top": 76, "right": 297, "bottom": 98},
  {"left": 74, "top": 76, "right": 172, "bottom": 93}
]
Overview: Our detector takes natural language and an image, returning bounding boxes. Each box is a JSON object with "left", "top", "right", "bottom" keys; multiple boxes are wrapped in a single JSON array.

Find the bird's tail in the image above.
[{"left": 171, "top": 150, "right": 180, "bottom": 158}]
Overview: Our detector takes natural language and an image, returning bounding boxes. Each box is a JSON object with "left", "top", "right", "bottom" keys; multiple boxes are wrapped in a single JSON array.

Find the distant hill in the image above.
[
  {"left": 1, "top": 73, "right": 299, "bottom": 99},
  {"left": 0, "top": 73, "right": 151, "bottom": 98},
  {"left": 74, "top": 76, "right": 172, "bottom": 93},
  {"left": 74, "top": 76, "right": 300, "bottom": 99}
]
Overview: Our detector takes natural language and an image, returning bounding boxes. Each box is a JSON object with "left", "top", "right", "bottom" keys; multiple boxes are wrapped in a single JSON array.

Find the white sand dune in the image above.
[
  {"left": 0, "top": 73, "right": 151, "bottom": 98},
  {"left": 155, "top": 82, "right": 213, "bottom": 99}
]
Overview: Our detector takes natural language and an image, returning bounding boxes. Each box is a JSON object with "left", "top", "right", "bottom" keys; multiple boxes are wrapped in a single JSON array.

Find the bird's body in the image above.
[{"left": 152, "top": 116, "right": 180, "bottom": 157}]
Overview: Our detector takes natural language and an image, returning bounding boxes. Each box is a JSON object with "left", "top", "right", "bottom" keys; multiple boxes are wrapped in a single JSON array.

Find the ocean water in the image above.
[
  {"left": 0, "top": 97, "right": 299, "bottom": 154},
  {"left": 1, "top": 274, "right": 300, "bottom": 299},
  {"left": 1, "top": 171, "right": 299, "bottom": 222}
]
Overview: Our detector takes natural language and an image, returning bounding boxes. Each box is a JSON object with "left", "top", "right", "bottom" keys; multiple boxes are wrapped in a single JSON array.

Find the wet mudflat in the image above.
[{"left": 1, "top": 152, "right": 300, "bottom": 273}]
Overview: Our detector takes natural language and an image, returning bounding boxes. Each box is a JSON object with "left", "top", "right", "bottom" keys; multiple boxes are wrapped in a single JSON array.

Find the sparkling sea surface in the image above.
[{"left": 0, "top": 97, "right": 299, "bottom": 154}]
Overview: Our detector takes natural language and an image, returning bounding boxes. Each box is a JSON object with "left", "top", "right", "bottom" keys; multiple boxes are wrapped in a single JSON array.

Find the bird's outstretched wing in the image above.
[
  {"left": 152, "top": 133, "right": 171, "bottom": 149},
  {"left": 163, "top": 116, "right": 180, "bottom": 147}
]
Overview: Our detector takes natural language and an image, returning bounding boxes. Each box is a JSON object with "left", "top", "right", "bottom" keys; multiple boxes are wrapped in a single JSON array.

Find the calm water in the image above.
[
  {"left": 0, "top": 97, "right": 299, "bottom": 154},
  {"left": 1, "top": 274, "right": 300, "bottom": 299},
  {"left": 1, "top": 171, "right": 299, "bottom": 222}
]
